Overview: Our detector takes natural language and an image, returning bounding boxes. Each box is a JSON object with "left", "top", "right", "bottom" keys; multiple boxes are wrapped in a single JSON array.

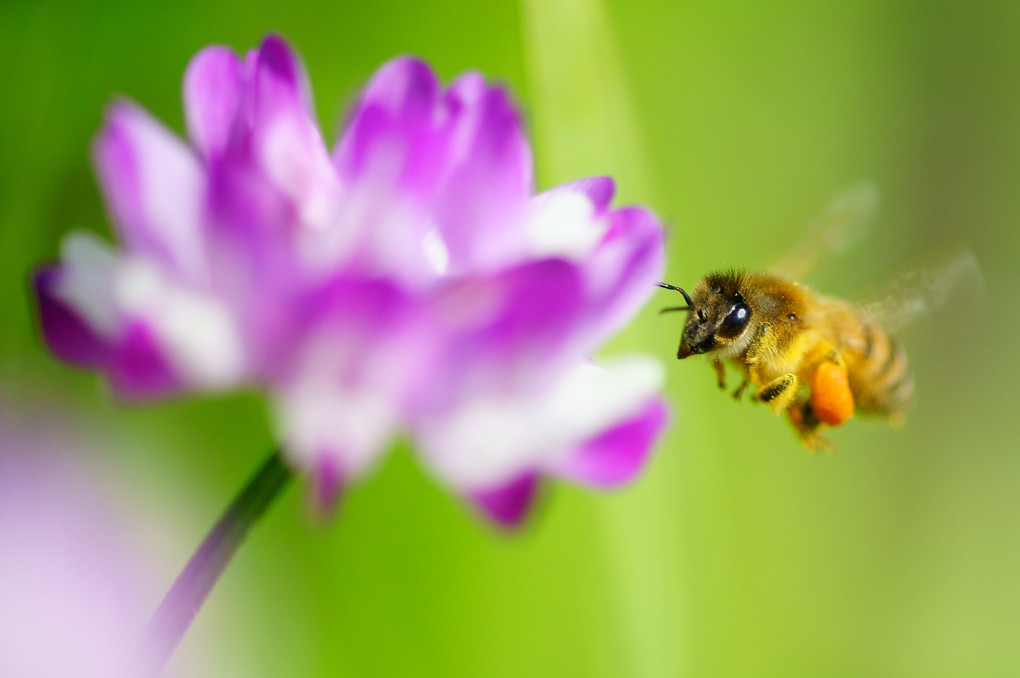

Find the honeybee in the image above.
[{"left": 659, "top": 185, "right": 980, "bottom": 451}]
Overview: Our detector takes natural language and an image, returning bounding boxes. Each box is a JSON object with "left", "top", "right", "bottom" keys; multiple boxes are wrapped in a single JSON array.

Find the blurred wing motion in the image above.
[
  {"left": 855, "top": 247, "right": 985, "bottom": 333},
  {"left": 769, "top": 182, "right": 880, "bottom": 280}
]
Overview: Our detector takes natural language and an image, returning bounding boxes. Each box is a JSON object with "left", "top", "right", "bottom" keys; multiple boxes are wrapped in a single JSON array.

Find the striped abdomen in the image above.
[{"left": 820, "top": 300, "right": 914, "bottom": 418}]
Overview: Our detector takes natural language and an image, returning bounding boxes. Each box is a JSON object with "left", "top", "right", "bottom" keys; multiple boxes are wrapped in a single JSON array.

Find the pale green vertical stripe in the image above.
[
  {"left": 519, "top": 2, "right": 687, "bottom": 676},
  {"left": 519, "top": 0, "right": 654, "bottom": 201}
]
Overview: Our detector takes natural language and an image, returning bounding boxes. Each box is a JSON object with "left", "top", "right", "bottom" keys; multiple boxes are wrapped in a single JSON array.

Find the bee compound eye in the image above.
[{"left": 718, "top": 303, "right": 751, "bottom": 338}]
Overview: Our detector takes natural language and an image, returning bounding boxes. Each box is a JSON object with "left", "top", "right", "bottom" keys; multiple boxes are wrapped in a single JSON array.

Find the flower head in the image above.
[{"left": 36, "top": 35, "right": 669, "bottom": 525}]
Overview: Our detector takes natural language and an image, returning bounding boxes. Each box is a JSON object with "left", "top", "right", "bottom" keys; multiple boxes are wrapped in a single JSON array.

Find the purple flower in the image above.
[{"left": 36, "top": 35, "right": 669, "bottom": 525}]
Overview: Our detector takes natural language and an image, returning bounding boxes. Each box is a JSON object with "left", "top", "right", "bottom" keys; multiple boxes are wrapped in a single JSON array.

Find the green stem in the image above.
[{"left": 139, "top": 449, "right": 294, "bottom": 676}]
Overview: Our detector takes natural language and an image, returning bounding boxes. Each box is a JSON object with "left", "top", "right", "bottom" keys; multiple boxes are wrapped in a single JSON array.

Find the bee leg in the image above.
[
  {"left": 788, "top": 403, "right": 835, "bottom": 454},
  {"left": 732, "top": 376, "right": 751, "bottom": 401},
  {"left": 757, "top": 373, "right": 799, "bottom": 414},
  {"left": 712, "top": 360, "right": 726, "bottom": 390}
]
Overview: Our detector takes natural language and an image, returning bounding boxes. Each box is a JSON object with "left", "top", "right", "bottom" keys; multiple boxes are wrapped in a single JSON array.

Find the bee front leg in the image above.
[
  {"left": 732, "top": 376, "right": 751, "bottom": 401},
  {"left": 757, "top": 373, "right": 799, "bottom": 414},
  {"left": 712, "top": 360, "right": 726, "bottom": 390},
  {"left": 744, "top": 323, "right": 771, "bottom": 364}
]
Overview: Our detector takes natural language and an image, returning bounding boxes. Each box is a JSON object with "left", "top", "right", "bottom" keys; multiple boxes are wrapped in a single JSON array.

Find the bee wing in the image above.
[
  {"left": 768, "top": 182, "right": 879, "bottom": 281},
  {"left": 854, "top": 247, "right": 984, "bottom": 333}
]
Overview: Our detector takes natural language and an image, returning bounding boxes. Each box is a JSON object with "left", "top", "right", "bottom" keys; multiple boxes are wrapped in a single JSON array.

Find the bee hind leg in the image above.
[
  {"left": 810, "top": 357, "right": 855, "bottom": 427},
  {"left": 788, "top": 403, "right": 835, "bottom": 454}
]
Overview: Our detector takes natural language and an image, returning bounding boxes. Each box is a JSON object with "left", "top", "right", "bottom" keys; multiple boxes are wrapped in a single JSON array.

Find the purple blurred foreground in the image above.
[{"left": 0, "top": 422, "right": 155, "bottom": 677}]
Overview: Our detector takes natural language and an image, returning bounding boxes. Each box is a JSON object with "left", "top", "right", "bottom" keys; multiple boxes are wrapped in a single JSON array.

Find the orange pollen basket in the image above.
[{"left": 810, "top": 362, "right": 855, "bottom": 426}]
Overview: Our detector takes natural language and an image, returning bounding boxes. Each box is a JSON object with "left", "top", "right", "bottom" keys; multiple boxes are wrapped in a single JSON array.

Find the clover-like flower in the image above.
[{"left": 35, "top": 35, "right": 668, "bottom": 525}]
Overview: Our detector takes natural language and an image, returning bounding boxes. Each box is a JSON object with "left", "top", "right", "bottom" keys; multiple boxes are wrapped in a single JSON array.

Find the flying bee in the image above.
[
  {"left": 657, "top": 274, "right": 911, "bottom": 451},
  {"left": 658, "top": 184, "right": 981, "bottom": 451}
]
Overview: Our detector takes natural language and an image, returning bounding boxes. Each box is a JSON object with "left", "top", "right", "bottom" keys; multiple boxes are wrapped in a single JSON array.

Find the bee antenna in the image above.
[{"left": 656, "top": 281, "right": 694, "bottom": 307}]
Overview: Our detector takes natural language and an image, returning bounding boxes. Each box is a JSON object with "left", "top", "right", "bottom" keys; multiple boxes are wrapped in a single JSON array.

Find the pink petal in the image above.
[
  {"left": 412, "top": 359, "right": 664, "bottom": 511},
  {"left": 432, "top": 80, "right": 533, "bottom": 273},
  {"left": 536, "top": 176, "right": 615, "bottom": 214},
  {"left": 273, "top": 277, "right": 431, "bottom": 480},
  {"left": 34, "top": 266, "right": 109, "bottom": 369},
  {"left": 327, "top": 59, "right": 448, "bottom": 280},
  {"left": 93, "top": 102, "right": 205, "bottom": 281},
  {"left": 200, "top": 158, "right": 301, "bottom": 368},
  {"left": 34, "top": 267, "right": 183, "bottom": 398},
  {"left": 331, "top": 60, "right": 535, "bottom": 279},
  {"left": 108, "top": 321, "right": 183, "bottom": 397},
  {"left": 333, "top": 56, "right": 443, "bottom": 185},
  {"left": 34, "top": 231, "right": 245, "bottom": 398},
  {"left": 581, "top": 206, "right": 665, "bottom": 348},
  {"left": 280, "top": 275, "right": 432, "bottom": 379},
  {"left": 553, "top": 397, "right": 669, "bottom": 487},
  {"left": 470, "top": 472, "right": 539, "bottom": 527},
  {"left": 183, "top": 45, "right": 243, "bottom": 159},
  {"left": 247, "top": 36, "right": 338, "bottom": 230},
  {"left": 310, "top": 452, "right": 345, "bottom": 517},
  {"left": 569, "top": 176, "right": 616, "bottom": 213},
  {"left": 422, "top": 258, "right": 585, "bottom": 411},
  {"left": 252, "top": 34, "right": 314, "bottom": 123}
]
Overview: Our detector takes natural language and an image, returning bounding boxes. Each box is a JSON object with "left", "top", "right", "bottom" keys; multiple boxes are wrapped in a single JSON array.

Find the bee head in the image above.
[{"left": 658, "top": 273, "right": 753, "bottom": 359}]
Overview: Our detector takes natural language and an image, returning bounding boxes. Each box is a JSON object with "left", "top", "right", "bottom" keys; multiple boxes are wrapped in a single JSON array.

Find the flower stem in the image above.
[{"left": 139, "top": 449, "right": 294, "bottom": 676}]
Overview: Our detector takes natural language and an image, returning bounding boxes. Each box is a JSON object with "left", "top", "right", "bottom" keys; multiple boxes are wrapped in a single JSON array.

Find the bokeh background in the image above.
[{"left": 2, "top": 1, "right": 1019, "bottom": 676}]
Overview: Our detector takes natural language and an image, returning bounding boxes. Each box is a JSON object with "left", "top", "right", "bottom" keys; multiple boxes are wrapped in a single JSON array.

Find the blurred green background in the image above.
[{"left": 2, "top": 1, "right": 1019, "bottom": 676}]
